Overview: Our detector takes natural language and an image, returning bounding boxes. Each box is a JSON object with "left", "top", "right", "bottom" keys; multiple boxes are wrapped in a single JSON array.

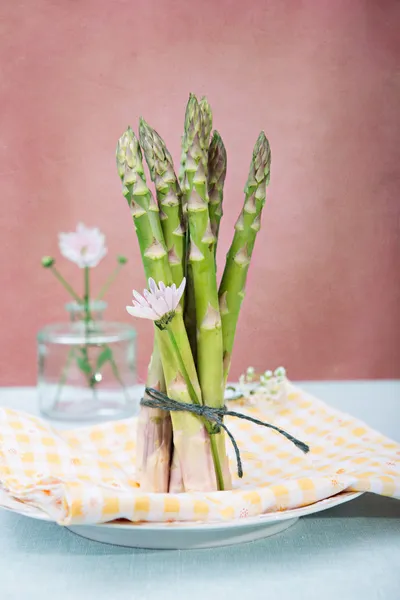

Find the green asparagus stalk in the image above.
[
  {"left": 207, "top": 131, "right": 227, "bottom": 254},
  {"left": 116, "top": 127, "right": 219, "bottom": 492},
  {"left": 219, "top": 132, "right": 271, "bottom": 383},
  {"left": 182, "top": 95, "right": 232, "bottom": 491},
  {"left": 183, "top": 263, "right": 197, "bottom": 365},
  {"left": 138, "top": 119, "right": 191, "bottom": 491},
  {"left": 138, "top": 119, "right": 186, "bottom": 292}
]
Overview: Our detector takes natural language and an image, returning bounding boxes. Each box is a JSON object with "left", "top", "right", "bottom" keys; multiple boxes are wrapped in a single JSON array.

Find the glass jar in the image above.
[{"left": 37, "top": 301, "right": 137, "bottom": 421}]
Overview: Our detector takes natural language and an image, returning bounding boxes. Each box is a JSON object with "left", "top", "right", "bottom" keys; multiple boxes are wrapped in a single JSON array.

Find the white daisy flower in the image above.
[
  {"left": 126, "top": 277, "right": 186, "bottom": 328},
  {"left": 59, "top": 223, "right": 107, "bottom": 268}
]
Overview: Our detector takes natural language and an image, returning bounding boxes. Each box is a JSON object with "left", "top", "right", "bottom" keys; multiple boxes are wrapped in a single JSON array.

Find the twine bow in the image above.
[{"left": 141, "top": 387, "right": 310, "bottom": 479}]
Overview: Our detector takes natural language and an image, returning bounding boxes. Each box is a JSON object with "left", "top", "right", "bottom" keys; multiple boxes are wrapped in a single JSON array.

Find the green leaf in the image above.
[
  {"left": 96, "top": 347, "right": 113, "bottom": 369},
  {"left": 76, "top": 356, "right": 92, "bottom": 374}
]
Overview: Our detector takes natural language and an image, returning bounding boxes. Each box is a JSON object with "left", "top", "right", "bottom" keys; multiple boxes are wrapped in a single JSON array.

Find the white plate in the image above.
[{"left": 1, "top": 491, "right": 363, "bottom": 549}]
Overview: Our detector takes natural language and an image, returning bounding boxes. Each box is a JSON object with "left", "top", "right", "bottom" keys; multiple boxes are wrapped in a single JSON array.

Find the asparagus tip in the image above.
[
  {"left": 211, "top": 129, "right": 222, "bottom": 142},
  {"left": 253, "top": 131, "right": 271, "bottom": 166},
  {"left": 208, "top": 130, "right": 227, "bottom": 188},
  {"left": 255, "top": 130, "right": 268, "bottom": 147}
]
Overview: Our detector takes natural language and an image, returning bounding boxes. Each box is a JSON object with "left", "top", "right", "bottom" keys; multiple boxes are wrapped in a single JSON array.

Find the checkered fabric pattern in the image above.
[{"left": 0, "top": 383, "right": 399, "bottom": 525}]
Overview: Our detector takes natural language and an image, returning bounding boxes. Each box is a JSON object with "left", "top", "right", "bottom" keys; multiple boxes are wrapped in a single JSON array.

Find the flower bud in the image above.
[
  {"left": 41, "top": 256, "right": 55, "bottom": 268},
  {"left": 274, "top": 366, "right": 286, "bottom": 378}
]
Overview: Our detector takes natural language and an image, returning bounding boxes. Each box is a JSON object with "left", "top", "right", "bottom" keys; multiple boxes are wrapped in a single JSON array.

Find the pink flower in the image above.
[
  {"left": 126, "top": 277, "right": 186, "bottom": 322},
  {"left": 59, "top": 223, "right": 107, "bottom": 268}
]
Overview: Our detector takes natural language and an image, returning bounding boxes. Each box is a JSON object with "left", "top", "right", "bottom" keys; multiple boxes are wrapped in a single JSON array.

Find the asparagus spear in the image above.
[
  {"left": 117, "top": 128, "right": 172, "bottom": 492},
  {"left": 138, "top": 119, "right": 188, "bottom": 492},
  {"left": 182, "top": 95, "right": 232, "bottom": 491},
  {"left": 207, "top": 131, "right": 227, "bottom": 254},
  {"left": 219, "top": 132, "right": 271, "bottom": 383},
  {"left": 116, "top": 127, "right": 218, "bottom": 492}
]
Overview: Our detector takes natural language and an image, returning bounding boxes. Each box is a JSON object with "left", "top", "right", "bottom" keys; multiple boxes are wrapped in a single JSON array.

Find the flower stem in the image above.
[
  {"left": 50, "top": 266, "right": 82, "bottom": 303},
  {"left": 96, "top": 264, "right": 123, "bottom": 300},
  {"left": 166, "top": 324, "right": 225, "bottom": 491},
  {"left": 53, "top": 347, "right": 76, "bottom": 408},
  {"left": 208, "top": 431, "right": 224, "bottom": 491},
  {"left": 106, "top": 345, "right": 130, "bottom": 401},
  {"left": 84, "top": 266, "right": 92, "bottom": 321},
  {"left": 82, "top": 266, "right": 96, "bottom": 394},
  {"left": 166, "top": 327, "right": 200, "bottom": 406}
]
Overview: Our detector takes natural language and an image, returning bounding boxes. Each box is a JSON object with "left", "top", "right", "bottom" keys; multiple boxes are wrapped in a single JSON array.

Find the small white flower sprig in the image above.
[{"left": 226, "top": 366, "right": 288, "bottom": 404}]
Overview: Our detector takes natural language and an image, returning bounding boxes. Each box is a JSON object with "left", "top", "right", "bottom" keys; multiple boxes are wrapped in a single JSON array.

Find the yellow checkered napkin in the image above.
[{"left": 0, "top": 383, "right": 399, "bottom": 525}]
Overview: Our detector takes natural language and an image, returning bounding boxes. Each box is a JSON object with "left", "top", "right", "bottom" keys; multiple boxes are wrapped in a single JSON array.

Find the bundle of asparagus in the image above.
[{"left": 116, "top": 94, "right": 271, "bottom": 493}]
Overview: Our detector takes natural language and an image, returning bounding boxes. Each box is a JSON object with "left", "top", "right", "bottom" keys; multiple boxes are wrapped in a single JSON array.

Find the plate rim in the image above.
[
  {"left": 0, "top": 490, "right": 363, "bottom": 531},
  {"left": 97, "top": 491, "right": 363, "bottom": 531}
]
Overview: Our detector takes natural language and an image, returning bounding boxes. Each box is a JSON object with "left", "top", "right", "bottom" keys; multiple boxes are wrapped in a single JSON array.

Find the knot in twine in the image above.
[{"left": 141, "top": 387, "right": 310, "bottom": 479}]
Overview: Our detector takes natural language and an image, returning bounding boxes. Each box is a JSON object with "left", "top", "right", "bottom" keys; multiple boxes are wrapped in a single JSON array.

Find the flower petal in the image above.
[
  {"left": 148, "top": 278, "right": 158, "bottom": 294},
  {"left": 143, "top": 289, "right": 155, "bottom": 303},
  {"left": 151, "top": 295, "right": 170, "bottom": 317},
  {"left": 126, "top": 305, "right": 158, "bottom": 320},
  {"left": 132, "top": 290, "right": 149, "bottom": 307},
  {"left": 164, "top": 285, "right": 173, "bottom": 311},
  {"left": 174, "top": 277, "right": 186, "bottom": 308}
]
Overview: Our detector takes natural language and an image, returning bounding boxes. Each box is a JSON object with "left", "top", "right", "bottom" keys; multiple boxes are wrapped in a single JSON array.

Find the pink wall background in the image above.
[{"left": 1, "top": 0, "right": 399, "bottom": 385}]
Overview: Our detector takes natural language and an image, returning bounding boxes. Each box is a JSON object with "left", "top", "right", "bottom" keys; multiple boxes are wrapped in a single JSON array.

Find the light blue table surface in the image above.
[{"left": 0, "top": 381, "right": 399, "bottom": 600}]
